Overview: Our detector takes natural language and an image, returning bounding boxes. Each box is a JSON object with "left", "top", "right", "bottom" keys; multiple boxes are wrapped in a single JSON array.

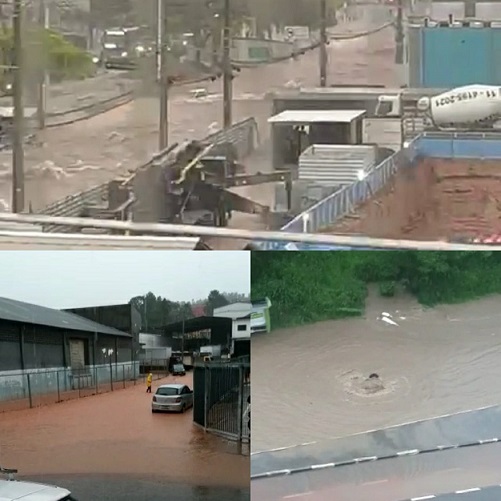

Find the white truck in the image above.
[{"left": 376, "top": 84, "right": 501, "bottom": 129}]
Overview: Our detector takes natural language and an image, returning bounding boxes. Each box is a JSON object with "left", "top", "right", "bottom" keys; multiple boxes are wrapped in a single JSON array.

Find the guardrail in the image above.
[
  {"left": 3, "top": 213, "right": 500, "bottom": 250},
  {"left": 45, "top": 91, "right": 134, "bottom": 128},
  {"left": 38, "top": 117, "right": 258, "bottom": 225}
]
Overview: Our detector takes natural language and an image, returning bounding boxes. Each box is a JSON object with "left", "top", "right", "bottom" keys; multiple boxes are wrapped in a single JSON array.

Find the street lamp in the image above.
[{"left": 102, "top": 348, "right": 114, "bottom": 391}]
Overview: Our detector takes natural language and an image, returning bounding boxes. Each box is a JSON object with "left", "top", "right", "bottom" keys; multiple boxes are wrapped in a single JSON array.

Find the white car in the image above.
[{"left": 0, "top": 474, "right": 76, "bottom": 501}]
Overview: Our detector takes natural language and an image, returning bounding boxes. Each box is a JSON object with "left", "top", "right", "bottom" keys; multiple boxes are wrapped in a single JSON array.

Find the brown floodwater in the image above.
[
  {"left": 0, "top": 373, "right": 248, "bottom": 488},
  {"left": 252, "top": 289, "right": 501, "bottom": 452}
]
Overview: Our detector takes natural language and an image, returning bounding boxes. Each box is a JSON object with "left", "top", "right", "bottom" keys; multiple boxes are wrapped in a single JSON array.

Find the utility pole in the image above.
[
  {"left": 158, "top": 0, "right": 169, "bottom": 150},
  {"left": 12, "top": 0, "right": 24, "bottom": 213},
  {"left": 222, "top": 0, "right": 232, "bottom": 128},
  {"left": 395, "top": 0, "right": 404, "bottom": 64},
  {"left": 319, "top": 0, "right": 328, "bottom": 87},
  {"left": 37, "top": 0, "right": 49, "bottom": 129}
]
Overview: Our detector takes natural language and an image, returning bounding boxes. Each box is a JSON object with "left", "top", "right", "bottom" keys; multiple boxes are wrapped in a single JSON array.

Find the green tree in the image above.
[{"left": 206, "top": 289, "right": 230, "bottom": 315}]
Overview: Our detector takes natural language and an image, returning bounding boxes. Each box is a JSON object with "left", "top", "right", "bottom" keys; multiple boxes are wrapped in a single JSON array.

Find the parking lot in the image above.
[{"left": 0, "top": 372, "right": 249, "bottom": 499}]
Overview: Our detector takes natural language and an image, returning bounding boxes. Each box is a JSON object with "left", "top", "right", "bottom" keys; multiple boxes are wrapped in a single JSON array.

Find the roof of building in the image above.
[
  {"left": 268, "top": 109, "right": 366, "bottom": 125},
  {"left": 163, "top": 315, "right": 231, "bottom": 334},
  {"left": 0, "top": 297, "right": 131, "bottom": 337}
]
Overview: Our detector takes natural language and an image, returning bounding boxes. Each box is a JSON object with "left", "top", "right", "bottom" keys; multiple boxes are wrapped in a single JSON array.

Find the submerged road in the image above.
[{"left": 251, "top": 442, "right": 501, "bottom": 501}]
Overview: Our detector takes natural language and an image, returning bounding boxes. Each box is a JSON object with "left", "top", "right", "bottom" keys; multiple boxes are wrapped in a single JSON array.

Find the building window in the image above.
[{"left": 237, "top": 324, "right": 247, "bottom": 331}]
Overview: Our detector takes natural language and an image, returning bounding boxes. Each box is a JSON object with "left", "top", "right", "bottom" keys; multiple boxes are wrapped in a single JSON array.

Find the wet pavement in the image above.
[
  {"left": 251, "top": 442, "right": 501, "bottom": 501},
  {"left": 252, "top": 289, "right": 501, "bottom": 452},
  {"left": 0, "top": 373, "right": 248, "bottom": 493},
  {"left": 0, "top": 19, "right": 397, "bottom": 213},
  {"left": 22, "top": 474, "right": 249, "bottom": 501}
]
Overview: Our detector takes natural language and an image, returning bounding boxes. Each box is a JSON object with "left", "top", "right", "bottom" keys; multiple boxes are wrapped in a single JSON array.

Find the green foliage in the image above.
[
  {"left": 379, "top": 281, "right": 396, "bottom": 297},
  {"left": 0, "top": 27, "right": 94, "bottom": 83},
  {"left": 251, "top": 251, "right": 501, "bottom": 330}
]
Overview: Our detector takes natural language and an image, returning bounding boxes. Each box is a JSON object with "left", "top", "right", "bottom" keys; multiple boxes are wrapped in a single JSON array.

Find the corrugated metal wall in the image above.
[
  {"left": 409, "top": 26, "right": 501, "bottom": 87},
  {"left": 298, "top": 145, "right": 376, "bottom": 186}
]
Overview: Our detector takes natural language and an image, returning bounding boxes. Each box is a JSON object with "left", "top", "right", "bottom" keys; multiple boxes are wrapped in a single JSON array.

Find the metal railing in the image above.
[
  {"left": 193, "top": 360, "right": 250, "bottom": 443},
  {"left": 254, "top": 139, "right": 419, "bottom": 248},
  {"left": 1, "top": 212, "right": 500, "bottom": 250},
  {"left": 0, "top": 362, "right": 168, "bottom": 413}
]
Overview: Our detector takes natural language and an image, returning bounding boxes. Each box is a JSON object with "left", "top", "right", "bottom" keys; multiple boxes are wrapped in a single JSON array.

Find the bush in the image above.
[
  {"left": 0, "top": 27, "right": 94, "bottom": 84},
  {"left": 379, "top": 281, "right": 396, "bottom": 297},
  {"left": 251, "top": 251, "right": 501, "bottom": 330}
]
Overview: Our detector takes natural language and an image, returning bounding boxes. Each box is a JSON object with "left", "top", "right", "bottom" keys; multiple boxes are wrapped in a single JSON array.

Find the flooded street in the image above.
[
  {"left": 0, "top": 373, "right": 248, "bottom": 490},
  {"left": 0, "top": 21, "right": 396, "bottom": 211},
  {"left": 252, "top": 290, "right": 501, "bottom": 452}
]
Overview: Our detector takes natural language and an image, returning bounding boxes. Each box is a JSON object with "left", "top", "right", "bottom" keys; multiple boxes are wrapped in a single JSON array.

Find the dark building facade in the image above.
[
  {"left": 65, "top": 303, "right": 141, "bottom": 353},
  {"left": 0, "top": 297, "right": 133, "bottom": 373}
]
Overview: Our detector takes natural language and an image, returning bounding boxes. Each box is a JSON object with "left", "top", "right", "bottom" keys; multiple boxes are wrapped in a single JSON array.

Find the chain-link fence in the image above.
[
  {"left": 0, "top": 361, "right": 169, "bottom": 412},
  {"left": 193, "top": 359, "right": 250, "bottom": 443}
]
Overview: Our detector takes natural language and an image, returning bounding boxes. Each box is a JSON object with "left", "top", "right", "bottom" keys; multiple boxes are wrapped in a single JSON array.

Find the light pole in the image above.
[
  {"left": 12, "top": 0, "right": 24, "bottom": 213},
  {"left": 102, "top": 347, "right": 114, "bottom": 391},
  {"left": 158, "top": 0, "right": 169, "bottom": 150},
  {"left": 319, "top": 0, "right": 328, "bottom": 87},
  {"left": 222, "top": 0, "right": 232, "bottom": 128}
]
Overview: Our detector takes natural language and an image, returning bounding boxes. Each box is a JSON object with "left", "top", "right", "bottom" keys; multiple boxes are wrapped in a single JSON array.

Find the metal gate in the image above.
[{"left": 193, "top": 359, "right": 250, "bottom": 443}]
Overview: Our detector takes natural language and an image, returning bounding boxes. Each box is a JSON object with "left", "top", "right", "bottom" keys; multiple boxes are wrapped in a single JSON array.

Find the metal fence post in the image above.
[
  {"left": 27, "top": 372, "right": 33, "bottom": 409},
  {"left": 95, "top": 365, "right": 98, "bottom": 395},
  {"left": 123, "top": 365, "right": 125, "bottom": 389},
  {"left": 57, "top": 369, "right": 60, "bottom": 402},
  {"left": 237, "top": 365, "right": 243, "bottom": 442},
  {"left": 204, "top": 365, "right": 210, "bottom": 429},
  {"left": 78, "top": 370, "right": 81, "bottom": 398}
]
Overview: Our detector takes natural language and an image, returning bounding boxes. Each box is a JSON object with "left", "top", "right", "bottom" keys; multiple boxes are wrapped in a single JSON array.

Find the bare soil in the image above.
[{"left": 323, "top": 158, "right": 501, "bottom": 240}]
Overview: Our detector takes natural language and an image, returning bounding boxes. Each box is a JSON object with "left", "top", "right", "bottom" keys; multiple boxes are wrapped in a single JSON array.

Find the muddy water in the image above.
[
  {"left": 252, "top": 290, "right": 501, "bottom": 452},
  {"left": 0, "top": 374, "right": 248, "bottom": 488},
  {"left": 0, "top": 22, "right": 396, "bottom": 211}
]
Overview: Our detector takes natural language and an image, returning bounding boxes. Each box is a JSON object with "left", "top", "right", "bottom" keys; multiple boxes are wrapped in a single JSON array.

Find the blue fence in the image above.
[{"left": 255, "top": 132, "right": 501, "bottom": 250}]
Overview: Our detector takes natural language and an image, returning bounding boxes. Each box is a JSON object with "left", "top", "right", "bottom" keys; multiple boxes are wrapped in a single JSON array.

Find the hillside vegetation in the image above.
[{"left": 251, "top": 252, "right": 501, "bottom": 330}]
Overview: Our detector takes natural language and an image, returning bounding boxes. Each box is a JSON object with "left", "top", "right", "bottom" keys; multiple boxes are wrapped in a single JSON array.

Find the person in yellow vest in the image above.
[{"left": 146, "top": 373, "right": 153, "bottom": 393}]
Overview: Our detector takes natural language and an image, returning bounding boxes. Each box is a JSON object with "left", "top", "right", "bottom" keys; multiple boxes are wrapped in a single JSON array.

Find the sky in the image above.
[{"left": 0, "top": 251, "right": 250, "bottom": 309}]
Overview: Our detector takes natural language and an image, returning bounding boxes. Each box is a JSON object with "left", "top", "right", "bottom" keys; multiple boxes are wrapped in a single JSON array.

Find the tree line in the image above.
[
  {"left": 251, "top": 252, "right": 501, "bottom": 330},
  {"left": 129, "top": 290, "right": 248, "bottom": 331}
]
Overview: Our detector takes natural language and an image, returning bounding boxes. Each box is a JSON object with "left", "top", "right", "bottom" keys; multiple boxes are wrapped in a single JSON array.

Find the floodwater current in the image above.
[{"left": 252, "top": 290, "right": 501, "bottom": 452}]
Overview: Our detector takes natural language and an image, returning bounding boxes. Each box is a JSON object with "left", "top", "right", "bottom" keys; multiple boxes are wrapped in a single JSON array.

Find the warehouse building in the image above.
[
  {"left": 0, "top": 296, "right": 137, "bottom": 404},
  {"left": 65, "top": 303, "right": 141, "bottom": 355}
]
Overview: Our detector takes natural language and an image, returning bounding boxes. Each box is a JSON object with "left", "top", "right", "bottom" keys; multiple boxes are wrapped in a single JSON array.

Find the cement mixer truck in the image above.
[{"left": 376, "top": 84, "right": 501, "bottom": 130}]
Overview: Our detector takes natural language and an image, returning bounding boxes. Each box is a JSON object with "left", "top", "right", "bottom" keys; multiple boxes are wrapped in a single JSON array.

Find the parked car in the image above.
[
  {"left": 152, "top": 383, "right": 193, "bottom": 413},
  {"left": 0, "top": 468, "right": 76, "bottom": 501},
  {"left": 171, "top": 363, "right": 186, "bottom": 376}
]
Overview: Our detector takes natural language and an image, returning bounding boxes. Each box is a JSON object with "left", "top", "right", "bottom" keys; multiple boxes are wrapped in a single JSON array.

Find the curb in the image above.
[{"left": 250, "top": 437, "right": 500, "bottom": 480}]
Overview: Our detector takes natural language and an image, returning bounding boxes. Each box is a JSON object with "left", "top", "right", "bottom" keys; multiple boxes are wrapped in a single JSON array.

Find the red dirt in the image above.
[
  {"left": 322, "top": 158, "right": 501, "bottom": 240},
  {"left": 0, "top": 373, "right": 248, "bottom": 488}
]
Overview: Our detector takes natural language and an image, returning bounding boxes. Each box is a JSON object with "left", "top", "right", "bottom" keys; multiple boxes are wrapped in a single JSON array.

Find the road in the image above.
[
  {"left": 251, "top": 442, "right": 501, "bottom": 501},
  {"left": 0, "top": 18, "right": 397, "bottom": 215},
  {"left": 0, "top": 372, "right": 248, "bottom": 497},
  {"left": 21, "top": 474, "right": 248, "bottom": 501}
]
